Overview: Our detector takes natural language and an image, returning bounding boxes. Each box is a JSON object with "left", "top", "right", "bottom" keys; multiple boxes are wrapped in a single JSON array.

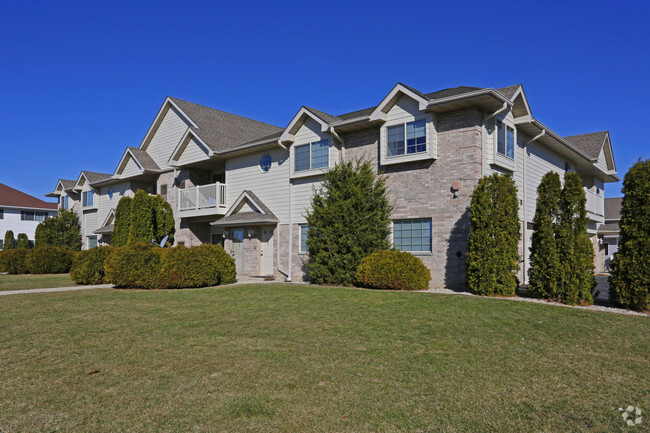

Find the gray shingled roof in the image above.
[
  {"left": 82, "top": 171, "right": 113, "bottom": 185},
  {"left": 597, "top": 223, "right": 619, "bottom": 234},
  {"left": 605, "top": 197, "right": 623, "bottom": 221},
  {"left": 170, "top": 97, "right": 283, "bottom": 154},
  {"left": 425, "top": 86, "right": 483, "bottom": 100},
  {"left": 60, "top": 179, "right": 76, "bottom": 190},
  {"left": 211, "top": 190, "right": 278, "bottom": 226},
  {"left": 94, "top": 224, "right": 114, "bottom": 235},
  {"left": 563, "top": 131, "right": 608, "bottom": 160},
  {"left": 304, "top": 106, "right": 342, "bottom": 125},
  {"left": 496, "top": 85, "right": 522, "bottom": 100},
  {"left": 127, "top": 147, "right": 161, "bottom": 172}
]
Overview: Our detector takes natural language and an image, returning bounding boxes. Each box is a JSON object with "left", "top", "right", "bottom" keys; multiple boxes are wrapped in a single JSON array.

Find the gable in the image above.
[
  {"left": 234, "top": 200, "right": 261, "bottom": 214},
  {"left": 369, "top": 84, "right": 429, "bottom": 122},
  {"left": 386, "top": 94, "right": 423, "bottom": 123},
  {"left": 140, "top": 103, "right": 193, "bottom": 170},
  {"left": 121, "top": 155, "right": 142, "bottom": 177},
  {"left": 281, "top": 107, "right": 329, "bottom": 143},
  {"left": 174, "top": 134, "right": 212, "bottom": 166}
]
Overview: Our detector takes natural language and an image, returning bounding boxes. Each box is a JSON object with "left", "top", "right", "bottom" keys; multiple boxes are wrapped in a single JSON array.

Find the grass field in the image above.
[
  {"left": 0, "top": 273, "right": 74, "bottom": 291},
  {"left": 0, "top": 284, "right": 647, "bottom": 432}
]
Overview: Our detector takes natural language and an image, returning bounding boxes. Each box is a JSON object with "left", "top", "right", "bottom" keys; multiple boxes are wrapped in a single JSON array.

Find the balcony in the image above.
[
  {"left": 177, "top": 182, "right": 227, "bottom": 218},
  {"left": 585, "top": 188, "right": 604, "bottom": 222}
]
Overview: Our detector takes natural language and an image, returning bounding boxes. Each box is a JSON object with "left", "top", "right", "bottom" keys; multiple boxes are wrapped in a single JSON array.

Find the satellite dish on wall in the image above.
[{"left": 160, "top": 235, "right": 169, "bottom": 248}]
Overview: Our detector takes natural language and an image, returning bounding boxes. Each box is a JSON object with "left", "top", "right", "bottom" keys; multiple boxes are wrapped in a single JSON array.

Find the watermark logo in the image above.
[{"left": 619, "top": 406, "right": 642, "bottom": 426}]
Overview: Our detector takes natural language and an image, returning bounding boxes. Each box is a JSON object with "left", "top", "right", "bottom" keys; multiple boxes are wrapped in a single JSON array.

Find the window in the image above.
[
  {"left": 393, "top": 219, "right": 432, "bottom": 253},
  {"left": 0, "top": 209, "right": 3, "bottom": 219},
  {"left": 260, "top": 154, "right": 272, "bottom": 172},
  {"left": 300, "top": 225, "right": 309, "bottom": 253},
  {"left": 160, "top": 184, "right": 168, "bottom": 199},
  {"left": 21, "top": 211, "right": 35, "bottom": 221},
  {"left": 35, "top": 212, "right": 45, "bottom": 222},
  {"left": 64, "top": 196, "right": 69, "bottom": 209},
  {"left": 496, "top": 120, "right": 515, "bottom": 159},
  {"left": 82, "top": 190, "right": 94, "bottom": 207},
  {"left": 108, "top": 188, "right": 114, "bottom": 199},
  {"left": 295, "top": 139, "right": 329, "bottom": 172},
  {"left": 88, "top": 237, "right": 98, "bottom": 249},
  {"left": 387, "top": 119, "right": 426, "bottom": 157}
]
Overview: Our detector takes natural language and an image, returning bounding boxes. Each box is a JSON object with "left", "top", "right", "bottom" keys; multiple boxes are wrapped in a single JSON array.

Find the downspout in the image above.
[
  {"left": 521, "top": 128, "right": 546, "bottom": 283},
  {"left": 329, "top": 127, "right": 344, "bottom": 161},
  {"left": 276, "top": 139, "right": 291, "bottom": 280},
  {"left": 485, "top": 102, "right": 509, "bottom": 121}
]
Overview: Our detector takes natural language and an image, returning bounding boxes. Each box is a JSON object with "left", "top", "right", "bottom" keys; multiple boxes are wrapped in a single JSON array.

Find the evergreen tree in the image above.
[
  {"left": 556, "top": 172, "right": 594, "bottom": 305},
  {"left": 112, "top": 196, "right": 132, "bottom": 247},
  {"left": 128, "top": 190, "right": 154, "bottom": 245},
  {"left": 466, "top": 173, "right": 520, "bottom": 296},
  {"left": 528, "top": 172, "right": 562, "bottom": 299},
  {"left": 305, "top": 159, "right": 392, "bottom": 285},
  {"left": 151, "top": 194, "right": 175, "bottom": 245},
  {"left": 16, "top": 233, "right": 30, "bottom": 249},
  {"left": 3, "top": 230, "right": 15, "bottom": 250},
  {"left": 609, "top": 159, "right": 650, "bottom": 310},
  {"left": 33, "top": 209, "right": 82, "bottom": 251}
]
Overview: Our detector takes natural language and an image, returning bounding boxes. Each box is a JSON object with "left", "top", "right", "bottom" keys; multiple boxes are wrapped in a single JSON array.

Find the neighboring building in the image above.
[
  {"left": 0, "top": 183, "right": 58, "bottom": 248},
  {"left": 47, "top": 83, "right": 618, "bottom": 287},
  {"left": 598, "top": 197, "right": 623, "bottom": 271}
]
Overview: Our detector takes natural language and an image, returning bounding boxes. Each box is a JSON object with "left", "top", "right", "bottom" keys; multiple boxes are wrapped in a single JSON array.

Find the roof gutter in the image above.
[{"left": 485, "top": 102, "right": 510, "bottom": 121}]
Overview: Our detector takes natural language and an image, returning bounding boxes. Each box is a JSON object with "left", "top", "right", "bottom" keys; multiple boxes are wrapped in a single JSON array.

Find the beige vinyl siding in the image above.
[
  {"left": 83, "top": 209, "right": 99, "bottom": 238},
  {"left": 524, "top": 140, "right": 566, "bottom": 222},
  {"left": 144, "top": 106, "right": 191, "bottom": 171},
  {"left": 292, "top": 176, "right": 322, "bottom": 223},
  {"left": 98, "top": 182, "right": 131, "bottom": 227},
  {"left": 225, "top": 147, "right": 291, "bottom": 223},
  {"left": 121, "top": 157, "right": 142, "bottom": 178},
  {"left": 177, "top": 137, "right": 211, "bottom": 166},
  {"left": 596, "top": 147, "right": 608, "bottom": 173}
]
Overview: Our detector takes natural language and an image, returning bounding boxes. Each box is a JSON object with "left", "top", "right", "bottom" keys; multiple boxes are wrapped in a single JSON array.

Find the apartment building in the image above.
[{"left": 47, "top": 83, "right": 618, "bottom": 288}]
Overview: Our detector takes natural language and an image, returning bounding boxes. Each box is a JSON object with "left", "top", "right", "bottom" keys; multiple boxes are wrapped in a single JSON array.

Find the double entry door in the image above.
[{"left": 229, "top": 226, "right": 274, "bottom": 276}]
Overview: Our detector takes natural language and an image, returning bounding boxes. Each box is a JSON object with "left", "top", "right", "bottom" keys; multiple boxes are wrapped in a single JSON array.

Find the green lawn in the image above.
[
  {"left": 0, "top": 285, "right": 647, "bottom": 432},
  {"left": 0, "top": 273, "right": 74, "bottom": 291}
]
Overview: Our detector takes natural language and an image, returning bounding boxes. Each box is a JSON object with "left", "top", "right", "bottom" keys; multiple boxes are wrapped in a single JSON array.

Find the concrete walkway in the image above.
[{"left": 0, "top": 284, "right": 112, "bottom": 296}]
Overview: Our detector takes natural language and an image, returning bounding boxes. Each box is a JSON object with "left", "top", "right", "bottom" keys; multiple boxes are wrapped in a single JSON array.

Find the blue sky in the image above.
[{"left": 1, "top": 0, "right": 648, "bottom": 200}]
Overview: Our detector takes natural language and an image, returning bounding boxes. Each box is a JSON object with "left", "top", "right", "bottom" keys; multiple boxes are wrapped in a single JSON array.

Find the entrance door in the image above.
[
  {"left": 231, "top": 228, "right": 244, "bottom": 275},
  {"left": 260, "top": 227, "right": 274, "bottom": 276}
]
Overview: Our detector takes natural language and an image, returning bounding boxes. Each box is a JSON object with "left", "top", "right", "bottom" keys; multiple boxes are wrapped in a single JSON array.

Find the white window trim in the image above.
[
  {"left": 299, "top": 224, "right": 309, "bottom": 254},
  {"left": 380, "top": 113, "right": 436, "bottom": 166},
  {"left": 391, "top": 218, "right": 433, "bottom": 255},
  {"left": 291, "top": 139, "right": 331, "bottom": 179},
  {"left": 82, "top": 189, "right": 97, "bottom": 209},
  {"left": 491, "top": 114, "right": 516, "bottom": 171}
]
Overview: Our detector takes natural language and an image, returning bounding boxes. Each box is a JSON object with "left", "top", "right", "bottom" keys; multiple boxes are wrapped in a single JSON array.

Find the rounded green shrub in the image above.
[
  {"left": 158, "top": 244, "right": 236, "bottom": 289},
  {"left": 355, "top": 250, "right": 431, "bottom": 290},
  {"left": 3, "top": 230, "right": 15, "bottom": 250},
  {"left": 0, "top": 249, "right": 30, "bottom": 274},
  {"left": 70, "top": 246, "right": 113, "bottom": 284},
  {"left": 16, "top": 233, "right": 30, "bottom": 249},
  {"left": 26, "top": 246, "right": 74, "bottom": 274},
  {"left": 104, "top": 243, "right": 163, "bottom": 289}
]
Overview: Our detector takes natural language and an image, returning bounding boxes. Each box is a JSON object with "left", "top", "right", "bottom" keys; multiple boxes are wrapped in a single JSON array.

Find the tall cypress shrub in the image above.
[
  {"left": 128, "top": 190, "right": 154, "bottom": 245},
  {"left": 466, "top": 173, "right": 520, "bottom": 296},
  {"left": 3, "top": 230, "right": 15, "bottom": 250},
  {"left": 306, "top": 159, "right": 392, "bottom": 286},
  {"left": 151, "top": 195, "right": 175, "bottom": 245},
  {"left": 112, "top": 196, "right": 132, "bottom": 247},
  {"left": 528, "top": 172, "right": 562, "bottom": 299},
  {"left": 16, "top": 233, "right": 30, "bottom": 249},
  {"left": 556, "top": 172, "right": 594, "bottom": 305},
  {"left": 609, "top": 159, "right": 650, "bottom": 310}
]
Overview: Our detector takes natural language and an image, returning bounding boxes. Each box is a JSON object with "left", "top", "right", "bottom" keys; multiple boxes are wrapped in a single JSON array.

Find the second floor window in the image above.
[
  {"left": 387, "top": 119, "right": 426, "bottom": 157},
  {"left": 496, "top": 120, "right": 515, "bottom": 159},
  {"left": 295, "top": 140, "right": 329, "bottom": 172},
  {"left": 21, "top": 211, "right": 34, "bottom": 221},
  {"left": 82, "top": 190, "right": 94, "bottom": 207}
]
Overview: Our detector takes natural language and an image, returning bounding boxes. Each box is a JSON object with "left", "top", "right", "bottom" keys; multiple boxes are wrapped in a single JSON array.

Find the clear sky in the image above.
[{"left": 1, "top": 0, "right": 647, "bottom": 200}]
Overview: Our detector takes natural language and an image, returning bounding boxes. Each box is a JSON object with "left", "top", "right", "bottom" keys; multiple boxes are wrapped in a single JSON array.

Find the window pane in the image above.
[
  {"left": 300, "top": 225, "right": 309, "bottom": 252},
  {"left": 387, "top": 124, "right": 405, "bottom": 156},
  {"left": 35, "top": 212, "right": 44, "bottom": 222},
  {"left": 311, "top": 140, "right": 329, "bottom": 169},
  {"left": 295, "top": 145, "right": 310, "bottom": 171},
  {"left": 506, "top": 126, "right": 515, "bottom": 158},
  {"left": 497, "top": 120, "right": 505, "bottom": 155},
  {"left": 406, "top": 120, "right": 426, "bottom": 154},
  {"left": 393, "top": 219, "right": 432, "bottom": 252},
  {"left": 88, "top": 237, "right": 97, "bottom": 249},
  {"left": 88, "top": 190, "right": 94, "bottom": 206}
]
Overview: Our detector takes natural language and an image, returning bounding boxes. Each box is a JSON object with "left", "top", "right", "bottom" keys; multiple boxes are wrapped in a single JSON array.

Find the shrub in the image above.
[
  {"left": 104, "top": 243, "right": 163, "bottom": 289},
  {"left": 355, "top": 250, "right": 431, "bottom": 290},
  {"left": 528, "top": 172, "right": 562, "bottom": 299},
  {"left": 466, "top": 173, "right": 520, "bottom": 296},
  {"left": 128, "top": 190, "right": 155, "bottom": 245},
  {"left": 151, "top": 195, "right": 175, "bottom": 246},
  {"left": 70, "top": 247, "right": 113, "bottom": 284},
  {"left": 610, "top": 159, "right": 650, "bottom": 310},
  {"left": 112, "top": 196, "right": 132, "bottom": 247},
  {"left": 3, "top": 230, "right": 15, "bottom": 250},
  {"left": 33, "top": 209, "right": 81, "bottom": 251},
  {"left": 26, "top": 246, "right": 75, "bottom": 274},
  {"left": 16, "top": 233, "right": 30, "bottom": 249},
  {"left": 306, "top": 159, "right": 392, "bottom": 286},
  {"left": 158, "top": 244, "right": 236, "bottom": 289},
  {"left": 0, "top": 249, "right": 30, "bottom": 274}
]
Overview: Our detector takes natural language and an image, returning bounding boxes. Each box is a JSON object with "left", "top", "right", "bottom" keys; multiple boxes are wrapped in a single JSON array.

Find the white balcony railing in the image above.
[
  {"left": 585, "top": 188, "right": 604, "bottom": 218},
  {"left": 178, "top": 182, "right": 227, "bottom": 214}
]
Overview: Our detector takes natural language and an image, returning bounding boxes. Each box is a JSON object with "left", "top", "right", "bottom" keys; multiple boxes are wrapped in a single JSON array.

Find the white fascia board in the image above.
[
  {"left": 330, "top": 115, "right": 371, "bottom": 127},
  {"left": 167, "top": 129, "right": 214, "bottom": 166},
  {"left": 113, "top": 148, "right": 143, "bottom": 178},
  {"left": 100, "top": 208, "right": 116, "bottom": 227},
  {"left": 217, "top": 138, "right": 281, "bottom": 156},
  {"left": 224, "top": 191, "right": 265, "bottom": 217},
  {"left": 73, "top": 172, "right": 89, "bottom": 191},
  {"left": 427, "top": 89, "right": 511, "bottom": 109},
  {"left": 139, "top": 97, "right": 198, "bottom": 151},
  {"left": 510, "top": 85, "right": 533, "bottom": 118},
  {"left": 529, "top": 119, "right": 594, "bottom": 163},
  {"left": 280, "top": 107, "right": 329, "bottom": 143},
  {"left": 0, "top": 204, "right": 59, "bottom": 211},
  {"left": 369, "top": 84, "right": 429, "bottom": 121}
]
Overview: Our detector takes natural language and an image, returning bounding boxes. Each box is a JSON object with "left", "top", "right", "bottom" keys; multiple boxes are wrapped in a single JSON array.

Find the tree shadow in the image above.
[{"left": 444, "top": 206, "right": 471, "bottom": 292}]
